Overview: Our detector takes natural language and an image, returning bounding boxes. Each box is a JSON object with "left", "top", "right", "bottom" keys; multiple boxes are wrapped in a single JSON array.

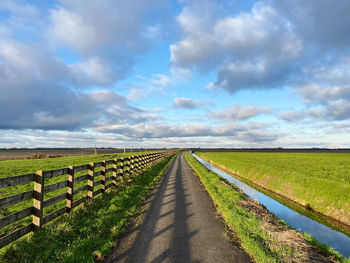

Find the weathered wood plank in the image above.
[
  {"left": 73, "top": 185, "right": 88, "bottom": 195},
  {"left": 105, "top": 167, "right": 114, "bottom": 174},
  {"left": 73, "top": 174, "right": 88, "bottom": 184},
  {"left": 101, "top": 160, "right": 106, "bottom": 192},
  {"left": 42, "top": 207, "right": 66, "bottom": 225},
  {"left": 0, "top": 173, "right": 34, "bottom": 188},
  {"left": 43, "top": 193, "right": 66, "bottom": 208},
  {"left": 106, "top": 176, "right": 113, "bottom": 182},
  {"left": 113, "top": 159, "right": 117, "bottom": 186},
  {"left": 43, "top": 168, "right": 68, "bottom": 179},
  {"left": 0, "top": 190, "right": 34, "bottom": 209},
  {"left": 74, "top": 164, "right": 90, "bottom": 172},
  {"left": 0, "top": 224, "right": 33, "bottom": 248},
  {"left": 33, "top": 170, "right": 44, "bottom": 230},
  {"left": 0, "top": 206, "right": 33, "bottom": 228},
  {"left": 93, "top": 180, "right": 102, "bottom": 187},
  {"left": 94, "top": 170, "right": 103, "bottom": 176},
  {"left": 88, "top": 162, "right": 94, "bottom": 199},
  {"left": 93, "top": 188, "right": 103, "bottom": 197},
  {"left": 105, "top": 160, "right": 114, "bottom": 165},
  {"left": 66, "top": 166, "right": 74, "bottom": 213},
  {"left": 44, "top": 180, "right": 67, "bottom": 194},
  {"left": 94, "top": 162, "right": 102, "bottom": 167}
]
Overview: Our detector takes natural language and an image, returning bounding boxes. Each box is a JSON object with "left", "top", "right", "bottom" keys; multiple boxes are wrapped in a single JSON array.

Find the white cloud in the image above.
[
  {"left": 48, "top": 0, "right": 165, "bottom": 55},
  {"left": 71, "top": 57, "right": 114, "bottom": 86},
  {"left": 126, "top": 74, "right": 172, "bottom": 102},
  {"left": 270, "top": 0, "right": 350, "bottom": 48},
  {"left": 211, "top": 105, "right": 270, "bottom": 121},
  {"left": 298, "top": 84, "right": 350, "bottom": 105},
  {"left": 48, "top": 7, "right": 96, "bottom": 54},
  {"left": 279, "top": 111, "right": 305, "bottom": 122},
  {"left": 171, "top": 2, "right": 302, "bottom": 92},
  {"left": 150, "top": 74, "right": 171, "bottom": 88},
  {"left": 173, "top": 97, "right": 204, "bottom": 109},
  {"left": 94, "top": 122, "right": 278, "bottom": 143}
]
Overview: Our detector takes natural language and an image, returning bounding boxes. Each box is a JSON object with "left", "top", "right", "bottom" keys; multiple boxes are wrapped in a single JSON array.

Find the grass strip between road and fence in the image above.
[
  {"left": 185, "top": 152, "right": 349, "bottom": 263},
  {"left": 0, "top": 153, "right": 176, "bottom": 262}
]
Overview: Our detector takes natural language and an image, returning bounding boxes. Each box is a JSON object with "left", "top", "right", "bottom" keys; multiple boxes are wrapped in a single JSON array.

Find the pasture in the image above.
[
  {"left": 0, "top": 148, "right": 150, "bottom": 161},
  {"left": 197, "top": 152, "right": 350, "bottom": 226}
]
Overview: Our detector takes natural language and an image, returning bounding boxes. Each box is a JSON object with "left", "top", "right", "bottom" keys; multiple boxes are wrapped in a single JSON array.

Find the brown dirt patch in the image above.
[{"left": 237, "top": 197, "right": 339, "bottom": 262}]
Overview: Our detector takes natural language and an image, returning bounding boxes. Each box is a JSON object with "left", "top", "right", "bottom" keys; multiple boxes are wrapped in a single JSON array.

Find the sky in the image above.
[{"left": 0, "top": 0, "right": 350, "bottom": 149}]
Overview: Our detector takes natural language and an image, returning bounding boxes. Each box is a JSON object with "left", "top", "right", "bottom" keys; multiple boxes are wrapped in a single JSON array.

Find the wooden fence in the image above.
[{"left": 0, "top": 152, "right": 165, "bottom": 248}]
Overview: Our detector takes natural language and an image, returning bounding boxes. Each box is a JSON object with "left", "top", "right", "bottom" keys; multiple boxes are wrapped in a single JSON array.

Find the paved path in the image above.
[{"left": 106, "top": 153, "right": 251, "bottom": 263}]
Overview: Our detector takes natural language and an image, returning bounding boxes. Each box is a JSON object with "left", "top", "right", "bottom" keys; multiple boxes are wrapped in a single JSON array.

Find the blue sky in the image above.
[{"left": 0, "top": 0, "right": 350, "bottom": 148}]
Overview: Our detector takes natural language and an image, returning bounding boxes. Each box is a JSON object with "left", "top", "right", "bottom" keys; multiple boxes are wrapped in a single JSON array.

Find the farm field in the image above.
[
  {"left": 0, "top": 151, "right": 161, "bottom": 239},
  {"left": 0, "top": 148, "right": 158, "bottom": 161},
  {"left": 196, "top": 152, "right": 350, "bottom": 227}
]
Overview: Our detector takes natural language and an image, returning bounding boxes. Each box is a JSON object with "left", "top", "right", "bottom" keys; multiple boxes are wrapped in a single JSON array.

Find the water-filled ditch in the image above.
[{"left": 192, "top": 153, "right": 350, "bottom": 257}]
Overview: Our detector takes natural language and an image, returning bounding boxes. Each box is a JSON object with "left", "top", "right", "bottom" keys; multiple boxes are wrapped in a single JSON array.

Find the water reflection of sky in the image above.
[{"left": 193, "top": 154, "right": 350, "bottom": 257}]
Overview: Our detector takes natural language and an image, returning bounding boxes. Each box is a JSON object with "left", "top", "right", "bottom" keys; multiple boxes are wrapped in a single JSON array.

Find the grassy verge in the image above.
[
  {"left": 0, "top": 153, "right": 176, "bottom": 262},
  {"left": 185, "top": 152, "right": 348, "bottom": 263},
  {"left": 196, "top": 152, "right": 350, "bottom": 227}
]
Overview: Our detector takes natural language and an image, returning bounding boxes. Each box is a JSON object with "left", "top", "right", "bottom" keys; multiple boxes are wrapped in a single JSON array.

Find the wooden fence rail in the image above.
[{"left": 0, "top": 152, "right": 165, "bottom": 248}]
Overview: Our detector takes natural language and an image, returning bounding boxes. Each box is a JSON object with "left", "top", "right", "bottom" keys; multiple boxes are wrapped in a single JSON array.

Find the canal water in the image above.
[{"left": 193, "top": 154, "right": 350, "bottom": 257}]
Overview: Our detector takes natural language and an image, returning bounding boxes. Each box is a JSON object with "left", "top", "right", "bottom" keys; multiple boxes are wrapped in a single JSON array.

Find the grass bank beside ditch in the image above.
[
  {"left": 185, "top": 152, "right": 348, "bottom": 263},
  {"left": 0, "top": 153, "right": 176, "bottom": 263},
  {"left": 197, "top": 152, "right": 350, "bottom": 227}
]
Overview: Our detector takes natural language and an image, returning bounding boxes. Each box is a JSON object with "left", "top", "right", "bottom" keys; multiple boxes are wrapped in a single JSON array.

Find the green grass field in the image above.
[
  {"left": 185, "top": 153, "right": 348, "bottom": 263},
  {"left": 196, "top": 152, "right": 350, "bottom": 226},
  {"left": 0, "top": 153, "right": 175, "bottom": 262},
  {"left": 0, "top": 151, "right": 159, "bottom": 237}
]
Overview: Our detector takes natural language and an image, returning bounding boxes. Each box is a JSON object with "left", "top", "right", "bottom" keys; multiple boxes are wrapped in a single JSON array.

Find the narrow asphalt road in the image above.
[{"left": 106, "top": 153, "right": 251, "bottom": 263}]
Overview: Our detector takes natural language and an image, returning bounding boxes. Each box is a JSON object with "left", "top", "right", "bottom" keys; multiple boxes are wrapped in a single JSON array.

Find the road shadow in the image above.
[{"left": 107, "top": 154, "right": 198, "bottom": 262}]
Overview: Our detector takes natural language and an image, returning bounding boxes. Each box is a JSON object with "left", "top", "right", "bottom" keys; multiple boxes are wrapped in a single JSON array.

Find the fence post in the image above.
[
  {"left": 88, "top": 162, "right": 95, "bottom": 198},
  {"left": 135, "top": 155, "right": 139, "bottom": 171},
  {"left": 124, "top": 157, "right": 129, "bottom": 177},
  {"left": 138, "top": 155, "right": 142, "bottom": 170},
  {"left": 130, "top": 156, "right": 134, "bottom": 175},
  {"left": 113, "top": 158, "right": 117, "bottom": 186},
  {"left": 33, "top": 170, "right": 44, "bottom": 231},
  {"left": 141, "top": 155, "right": 145, "bottom": 169},
  {"left": 101, "top": 160, "right": 106, "bottom": 192},
  {"left": 119, "top": 158, "right": 124, "bottom": 180},
  {"left": 66, "top": 166, "right": 74, "bottom": 213}
]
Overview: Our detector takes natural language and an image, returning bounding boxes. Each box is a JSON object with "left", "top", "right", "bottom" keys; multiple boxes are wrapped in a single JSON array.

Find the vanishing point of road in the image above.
[{"left": 107, "top": 153, "right": 251, "bottom": 262}]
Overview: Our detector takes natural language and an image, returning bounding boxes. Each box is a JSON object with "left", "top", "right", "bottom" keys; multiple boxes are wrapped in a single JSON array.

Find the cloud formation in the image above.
[
  {"left": 270, "top": 0, "right": 350, "bottom": 48},
  {"left": 0, "top": 0, "right": 168, "bottom": 131},
  {"left": 171, "top": 2, "right": 302, "bottom": 92},
  {"left": 94, "top": 122, "right": 278, "bottom": 143},
  {"left": 172, "top": 97, "right": 204, "bottom": 109},
  {"left": 1, "top": 0, "right": 350, "bottom": 148},
  {"left": 211, "top": 105, "right": 270, "bottom": 121}
]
